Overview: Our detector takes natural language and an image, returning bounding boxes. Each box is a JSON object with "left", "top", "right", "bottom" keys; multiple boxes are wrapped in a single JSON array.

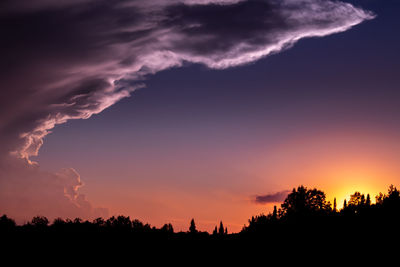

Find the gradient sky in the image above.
[{"left": 1, "top": 0, "right": 399, "bottom": 232}]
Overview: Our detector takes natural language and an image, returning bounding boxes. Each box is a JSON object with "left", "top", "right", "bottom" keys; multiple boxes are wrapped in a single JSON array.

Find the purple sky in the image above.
[{"left": 1, "top": 0, "right": 399, "bottom": 232}]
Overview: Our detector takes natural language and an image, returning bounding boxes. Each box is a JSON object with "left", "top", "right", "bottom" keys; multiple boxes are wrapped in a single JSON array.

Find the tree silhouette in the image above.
[
  {"left": 218, "top": 221, "right": 225, "bottom": 235},
  {"left": 31, "top": 216, "right": 49, "bottom": 227},
  {"left": 161, "top": 223, "right": 174, "bottom": 233},
  {"left": 93, "top": 217, "right": 105, "bottom": 227},
  {"left": 4, "top": 184, "right": 400, "bottom": 249},
  {"left": 73, "top": 218, "right": 83, "bottom": 224},
  {"left": 272, "top": 205, "right": 278, "bottom": 220},
  {"left": 132, "top": 219, "right": 144, "bottom": 230},
  {"left": 349, "top": 192, "right": 364, "bottom": 207},
  {"left": 0, "top": 215, "right": 15, "bottom": 230},
  {"left": 52, "top": 217, "right": 66, "bottom": 227},
  {"left": 189, "top": 218, "right": 197, "bottom": 233},
  {"left": 212, "top": 226, "right": 218, "bottom": 235},
  {"left": 378, "top": 185, "right": 400, "bottom": 213},
  {"left": 281, "top": 186, "right": 331, "bottom": 217},
  {"left": 366, "top": 194, "right": 371, "bottom": 206},
  {"left": 115, "top": 215, "right": 132, "bottom": 229},
  {"left": 333, "top": 198, "right": 337, "bottom": 212}
]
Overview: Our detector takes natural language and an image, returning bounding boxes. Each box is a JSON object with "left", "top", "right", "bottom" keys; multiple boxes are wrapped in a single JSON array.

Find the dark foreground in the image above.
[{"left": 2, "top": 185, "right": 400, "bottom": 260}]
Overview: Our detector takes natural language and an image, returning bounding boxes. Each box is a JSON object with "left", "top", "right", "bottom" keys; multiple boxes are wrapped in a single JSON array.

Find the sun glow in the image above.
[
  {"left": 258, "top": 130, "right": 400, "bottom": 212},
  {"left": 322, "top": 166, "right": 387, "bottom": 210}
]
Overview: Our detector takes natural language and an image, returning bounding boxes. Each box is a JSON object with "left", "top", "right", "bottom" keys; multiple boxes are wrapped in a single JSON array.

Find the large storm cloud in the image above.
[{"left": 0, "top": 0, "right": 374, "bottom": 221}]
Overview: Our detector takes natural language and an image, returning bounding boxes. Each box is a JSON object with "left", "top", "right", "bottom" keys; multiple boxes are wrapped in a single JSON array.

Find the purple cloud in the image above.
[
  {"left": 0, "top": 0, "right": 374, "bottom": 159},
  {"left": 255, "top": 190, "right": 291, "bottom": 204}
]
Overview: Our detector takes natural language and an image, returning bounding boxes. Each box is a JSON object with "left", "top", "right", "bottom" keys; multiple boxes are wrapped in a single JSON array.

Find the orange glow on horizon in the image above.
[
  {"left": 81, "top": 129, "right": 400, "bottom": 233},
  {"left": 246, "top": 129, "right": 400, "bottom": 217}
]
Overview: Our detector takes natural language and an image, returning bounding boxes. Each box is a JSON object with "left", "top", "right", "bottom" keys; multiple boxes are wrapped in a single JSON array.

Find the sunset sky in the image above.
[{"left": 1, "top": 0, "right": 399, "bottom": 232}]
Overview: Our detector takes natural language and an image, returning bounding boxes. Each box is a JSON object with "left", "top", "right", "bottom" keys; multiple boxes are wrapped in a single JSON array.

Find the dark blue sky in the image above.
[{"left": 37, "top": 0, "right": 400, "bottom": 171}]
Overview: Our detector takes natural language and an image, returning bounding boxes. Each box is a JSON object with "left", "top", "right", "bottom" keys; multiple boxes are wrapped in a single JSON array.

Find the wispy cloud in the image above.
[{"left": 0, "top": 157, "right": 108, "bottom": 222}]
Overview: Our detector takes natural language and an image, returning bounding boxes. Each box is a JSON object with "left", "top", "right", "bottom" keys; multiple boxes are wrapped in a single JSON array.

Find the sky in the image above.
[{"left": 1, "top": 0, "right": 399, "bottom": 232}]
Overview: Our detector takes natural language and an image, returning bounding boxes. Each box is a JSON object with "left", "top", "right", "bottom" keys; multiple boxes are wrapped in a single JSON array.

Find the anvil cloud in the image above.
[{"left": 0, "top": 0, "right": 374, "bottom": 221}]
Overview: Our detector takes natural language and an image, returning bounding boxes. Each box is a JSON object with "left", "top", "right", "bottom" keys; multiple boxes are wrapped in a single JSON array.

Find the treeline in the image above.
[
  {"left": 2, "top": 184, "right": 400, "bottom": 241},
  {"left": 0, "top": 213, "right": 230, "bottom": 240},
  {"left": 242, "top": 185, "right": 400, "bottom": 229}
]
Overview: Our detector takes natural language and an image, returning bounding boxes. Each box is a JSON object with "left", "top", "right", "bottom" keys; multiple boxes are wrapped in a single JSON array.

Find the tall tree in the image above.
[
  {"left": 333, "top": 198, "right": 337, "bottom": 212},
  {"left": 218, "top": 221, "right": 225, "bottom": 235},
  {"left": 189, "top": 218, "right": 197, "bottom": 233},
  {"left": 366, "top": 194, "right": 371, "bottom": 206},
  {"left": 272, "top": 205, "right": 278, "bottom": 219}
]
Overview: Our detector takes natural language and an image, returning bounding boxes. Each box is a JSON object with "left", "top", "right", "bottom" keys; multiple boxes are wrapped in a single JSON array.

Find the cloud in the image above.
[
  {"left": 0, "top": 157, "right": 108, "bottom": 222},
  {"left": 0, "top": 0, "right": 375, "bottom": 159},
  {"left": 254, "top": 190, "right": 291, "bottom": 204},
  {"left": 0, "top": 0, "right": 374, "bottom": 221}
]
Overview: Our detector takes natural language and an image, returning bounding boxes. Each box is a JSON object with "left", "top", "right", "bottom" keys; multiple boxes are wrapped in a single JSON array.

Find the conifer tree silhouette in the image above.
[
  {"left": 366, "top": 194, "right": 371, "bottom": 206},
  {"left": 333, "top": 198, "right": 337, "bottom": 212},
  {"left": 189, "top": 218, "right": 197, "bottom": 233},
  {"left": 213, "top": 226, "right": 218, "bottom": 235},
  {"left": 218, "top": 221, "right": 224, "bottom": 235},
  {"left": 272, "top": 205, "right": 278, "bottom": 219}
]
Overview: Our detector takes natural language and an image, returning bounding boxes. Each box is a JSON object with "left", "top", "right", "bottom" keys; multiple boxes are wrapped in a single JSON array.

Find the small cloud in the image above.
[{"left": 254, "top": 190, "right": 291, "bottom": 204}]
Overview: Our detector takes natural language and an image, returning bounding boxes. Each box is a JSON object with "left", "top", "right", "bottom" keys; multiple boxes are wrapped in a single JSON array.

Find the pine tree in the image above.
[
  {"left": 272, "top": 205, "right": 278, "bottom": 219},
  {"left": 189, "top": 218, "right": 197, "bottom": 233},
  {"left": 212, "top": 226, "right": 218, "bottom": 235},
  {"left": 218, "top": 221, "right": 224, "bottom": 235},
  {"left": 333, "top": 198, "right": 337, "bottom": 212},
  {"left": 366, "top": 194, "right": 371, "bottom": 206},
  {"left": 343, "top": 199, "right": 347, "bottom": 209},
  {"left": 360, "top": 194, "right": 366, "bottom": 206}
]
